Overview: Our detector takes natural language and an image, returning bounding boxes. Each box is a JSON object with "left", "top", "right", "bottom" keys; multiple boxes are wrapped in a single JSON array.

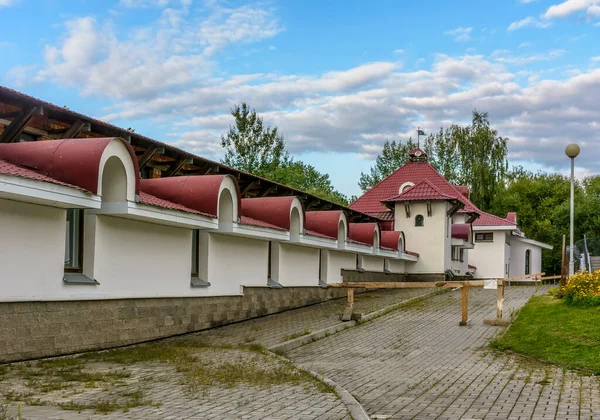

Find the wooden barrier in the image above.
[{"left": 332, "top": 272, "right": 545, "bottom": 327}]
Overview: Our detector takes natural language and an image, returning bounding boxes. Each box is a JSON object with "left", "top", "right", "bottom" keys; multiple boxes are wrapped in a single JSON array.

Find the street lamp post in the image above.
[{"left": 565, "top": 143, "right": 580, "bottom": 277}]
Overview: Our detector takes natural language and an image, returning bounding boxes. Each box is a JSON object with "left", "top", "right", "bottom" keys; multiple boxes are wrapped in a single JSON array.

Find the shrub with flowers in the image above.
[{"left": 561, "top": 270, "right": 600, "bottom": 307}]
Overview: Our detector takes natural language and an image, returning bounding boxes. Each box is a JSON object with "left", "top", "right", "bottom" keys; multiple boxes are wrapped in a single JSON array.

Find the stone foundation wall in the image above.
[
  {"left": 341, "top": 270, "right": 446, "bottom": 283},
  {"left": 0, "top": 287, "right": 349, "bottom": 363}
]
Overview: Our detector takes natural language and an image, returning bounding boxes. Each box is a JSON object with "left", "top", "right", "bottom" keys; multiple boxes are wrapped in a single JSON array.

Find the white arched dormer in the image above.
[
  {"left": 372, "top": 225, "right": 381, "bottom": 255},
  {"left": 337, "top": 213, "right": 348, "bottom": 249},
  {"left": 399, "top": 181, "right": 414, "bottom": 194},
  {"left": 217, "top": 175, "right": 239, "bottom": 229},
  {"left": 97, "top": 138, "right": 137, "bottom": 203},
  {"left": 289, "top": 197, "right": 304, "bottom": 241}
]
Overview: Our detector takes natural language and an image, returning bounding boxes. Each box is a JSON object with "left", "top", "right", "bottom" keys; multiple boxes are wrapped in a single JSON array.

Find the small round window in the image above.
[{"left": 415, "top": 215, "right": 424, "bottom": 227}]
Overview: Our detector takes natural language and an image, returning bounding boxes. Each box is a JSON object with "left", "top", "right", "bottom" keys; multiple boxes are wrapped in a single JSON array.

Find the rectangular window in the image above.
[
  {"left": 64, "top": 209, "right": 83, "bottom": 272},
  {"left": 459, "top": 249, "right": 464, "bottom": 262},
  {"left": 475, "top": 232, "right": 493, "bottom": 242},
  {"left": 267, "top": 241, "right": 272, "bottom": 279},
  {"left": 191, "top": 230, "right": 199, "bottom": 276}
]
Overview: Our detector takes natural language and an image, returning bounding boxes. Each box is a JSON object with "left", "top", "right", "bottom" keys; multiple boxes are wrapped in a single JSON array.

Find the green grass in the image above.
[{"left": 492, "top": 295, "right": 600, "bottom": 374}]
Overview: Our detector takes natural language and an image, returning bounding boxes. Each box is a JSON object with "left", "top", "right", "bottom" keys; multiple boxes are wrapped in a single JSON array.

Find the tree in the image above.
[
  {"left": 221, "top": 103, "right": 289, "bottom": 178},
  {"left": 221, "top": 103, "right": 349, "bottom": 205},
  {"left": 358, "top": 110, "right": 508, "bottom": 211},
  {"left": 358, "top": 138, "right": 418, "bottom": 193},
  {"left": 457, "top": 110, "right": 508, "bottom": 211}
]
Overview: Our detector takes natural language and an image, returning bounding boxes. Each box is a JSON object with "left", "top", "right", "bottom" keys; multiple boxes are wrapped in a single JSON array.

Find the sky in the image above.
[{"left": 1, "top": 0, "right": 599, "bottom": 197}]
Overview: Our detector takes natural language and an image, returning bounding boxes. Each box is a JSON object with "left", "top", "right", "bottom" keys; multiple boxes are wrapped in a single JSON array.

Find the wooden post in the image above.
[
  {"left": 459, "top": 281, "right": 469, "bottom": 326},
  {"left": 496, "top": 279, "right": 504, "bottom": 320},
  {"left": 561, "top": 235, "right": 567, "bottom": 287},
  {"left": 341, "top": 288, "right": 354, "bottom": 321}
]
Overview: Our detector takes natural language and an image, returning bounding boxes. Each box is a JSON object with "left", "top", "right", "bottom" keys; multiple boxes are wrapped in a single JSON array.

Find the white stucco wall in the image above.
[
  {"left": 362, "top": 255, "right": 385, "bottom": 272},
  {"left": 469, "top": 230, "right": 510, "bottom": 279},
  {"left": 211, "top": 234, "right": 268, "bottom": 292},
  {"left": 386, "top": 259, "right": 405, "bottom": 274},
  {"left": 510, "top": 238, "right": 542, "bottom": 278},
  {"left": 90, "top": 215, "right": 195, "bottom": 296},
  {"left": 274, "top": 243, "right": 319, "bottom": 286},
  {"left": 322, "top": 250, "right": 356, "bottom": 284},
  {"left": 395, "top": 201, "right": 449, "bottom": 273},
  {"left": 0, "top": 198, "right": 66, "bottom": 301}
]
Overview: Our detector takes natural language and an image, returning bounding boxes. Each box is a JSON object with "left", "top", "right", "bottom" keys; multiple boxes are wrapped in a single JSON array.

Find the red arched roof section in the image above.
[
  {"left": 140, "top": 175, "right": 240, "bottom": 218},
  {"left": 0, "top": 137, "right": 139, "bottom": 195},
  {"left": 380, "top": 231, "right": 402, "bottom": 251},
  {"left": 305, "top": 210, "right": 345, "bottom": 239},
  {"left": 241, "top": 196, "right": 304, "bottom": 231},
  {"left": 452, "top": 224, "right": 471, "bottom": 241},
  {"left": 348, "top": 223, "right": 379, "bottom": 246}
]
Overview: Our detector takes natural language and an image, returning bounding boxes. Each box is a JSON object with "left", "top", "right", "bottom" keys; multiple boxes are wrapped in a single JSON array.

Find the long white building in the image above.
[{"left": 0, "top": 87, "right": 550, "bottom": 363}]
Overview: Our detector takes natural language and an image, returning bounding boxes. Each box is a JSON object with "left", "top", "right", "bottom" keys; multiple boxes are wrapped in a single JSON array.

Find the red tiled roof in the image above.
[
  {"left": 506, "top": 212, "right": 517, "bottom": 224},
  {"left": 138, "top": 192, "right": 214, "bottom": 217},
  {"left": 382, "top": 179, "right": 456, "bottom": 203},
  {"left": 348, "top": 223, "right": 378, "bottom": 246},
  {"left": 0, "top": 158, "right": 85, "bottom": 191},
  {"left": 305, "top": 210, "right": 345, "bottom": 240},
  {"left": 241, "top": 196, "right": 302, "bottom": 231},
  {"left": 305, "top": 229, "right": 335, "bottom": 239},
  {"left": 349, "top": 160, "right": 479, "bottom": 215},
  {"left": 473, "top": 212, "right": 516, "bottom": 227},
  {"left": 405, "top": 250, "right": 419, "bottom": 257},
  {"left": 239, "top": 215, "right": 286, "bottom": 231},
  {"left": 380, "top": 230, "right": 403, "bottom": 251}
]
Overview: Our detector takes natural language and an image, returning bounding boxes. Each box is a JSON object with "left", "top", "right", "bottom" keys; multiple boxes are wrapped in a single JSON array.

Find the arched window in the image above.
[
  {"left": 525, "top": 249, "right": 531, "bottom": 275},
  {"left": 415, "top": 215, "right": 424, "bottom": 227}
]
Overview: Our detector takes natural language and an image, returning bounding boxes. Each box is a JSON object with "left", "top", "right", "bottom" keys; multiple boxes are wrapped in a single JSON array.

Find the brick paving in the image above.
[
  {"left": 0, "top": 289, "right": 429, "bottom": 420},
  {"left": 3, "top": 285, "right": 596, "bottom": 419},
  {"left": 289, "top": 285, "right": 600, "bottom": 419}
]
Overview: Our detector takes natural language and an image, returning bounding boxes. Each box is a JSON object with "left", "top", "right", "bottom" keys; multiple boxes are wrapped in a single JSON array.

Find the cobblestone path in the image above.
[{"left": 289, "top": 285, "right": 600, "bottom": 420}]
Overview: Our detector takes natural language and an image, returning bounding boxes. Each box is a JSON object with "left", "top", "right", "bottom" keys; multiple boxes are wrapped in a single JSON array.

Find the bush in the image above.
[{"left": 562, "top": 270, "right": 600, "bottom": 307}]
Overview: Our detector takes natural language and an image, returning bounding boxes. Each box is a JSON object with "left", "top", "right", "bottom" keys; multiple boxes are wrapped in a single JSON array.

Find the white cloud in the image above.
[
  {"left": 544, "top": 0, "right": 600, "bottom": 19},
  {"left": 0, "top": 0, "right": 16, "bottom": 6},
  {"left": 490, "top": 49, "right": 565, "bottom": 65},
  {"left": 444, "top": 26, "right": 473, "bottom": 42},
  {"left": 591, "top": 56, "right": 600, "bottom": 61},
  {"left": 520, "top": 0, "right": 537, "bottom": 3},
  {"left": 32, "top": 2, "right": 282, "bottom": 99},
  {"left": 394, "top": 49, "right": 405, "bottom": 54},
  {"left": 518, "top": 42, "right": 532, "bottom": 48},
  {"left": 508, "top": 16, "right": 551, "bottom": 30}
]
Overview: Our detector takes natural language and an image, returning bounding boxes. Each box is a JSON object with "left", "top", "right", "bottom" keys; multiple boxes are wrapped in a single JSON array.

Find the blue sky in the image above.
[{"left": 1, "top": 0, "right": 600, "bottom": 197}]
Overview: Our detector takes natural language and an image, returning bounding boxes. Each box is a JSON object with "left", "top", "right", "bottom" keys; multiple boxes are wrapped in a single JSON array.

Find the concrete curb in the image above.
[
  {"left": 268, "top": 320, "right": 356, "bottom": 354},
  {"left": 305, "top": 369, "right": 370, "bottom": 420}
]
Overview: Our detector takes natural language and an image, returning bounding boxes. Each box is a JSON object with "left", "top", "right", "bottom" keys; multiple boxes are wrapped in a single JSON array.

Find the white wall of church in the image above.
[
  {"left": 322, "top": 250, "right": 356, "bottom": 284},
  {"left": 509, "top": 239, "right": 542, "bottom": 278},
  {"left": 386, "top": 258, "right": 405, "bottom": 274},
  {"left": 469, "top": 231, "right": 509, "bottom": 278},
  {"left": 211, "top": 233, "right": 268, "bottom": 293},
  {"left": 395, "top": 201, "right": 448, "bottom": 273},
  {"left": 362, "top": 255, "right": 385, "bottom": 272},
  {"left": 0, "top": 198, "right": 67, "bottom": 301},
  {"left": 275, "top": 243, "right": 320, "bottom": 286}
]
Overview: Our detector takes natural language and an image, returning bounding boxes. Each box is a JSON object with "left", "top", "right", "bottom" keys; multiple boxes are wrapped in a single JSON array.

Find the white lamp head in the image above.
[{"left": 565, "top": 143, "right": 580, "bottom": 159}]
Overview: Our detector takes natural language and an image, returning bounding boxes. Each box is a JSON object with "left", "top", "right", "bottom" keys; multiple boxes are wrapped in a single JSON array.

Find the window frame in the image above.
[
  {"left": 474, "top": 232, "right": 493, "bottom": 242},
  {"left": 415, "top": 214, "right": 424, "bottom": 227},
  {"left": 525, "top": 249, "right": 531, "bottom": 275},
  {"left": 191, "top": 230, "right": 199, "bottom": 277},
  {"left": 64, "top": 209, "right": 84, "bottom": 273}
]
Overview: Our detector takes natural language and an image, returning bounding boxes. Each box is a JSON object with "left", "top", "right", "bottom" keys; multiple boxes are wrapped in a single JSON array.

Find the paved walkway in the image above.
[
  {"left": 3, "top": 286, "right": 596, "bottom": 419},
  {"left": 289, "top": 285, "right": 600, "bottom": 419},
  {"left": 0, "top": 289, "right": 430, "bottom": 420}
]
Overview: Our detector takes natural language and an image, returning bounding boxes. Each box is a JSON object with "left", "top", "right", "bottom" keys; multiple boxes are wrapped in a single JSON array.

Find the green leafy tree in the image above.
[
  {"left": 221, "top": 103, "right": 290, "bottom": 178},
  {"left": 457, "top": 110, "right": 508, "bottom": 211},
  {"left": 358, "top": 138, "right": 418, "bottom": 193},
  {"left": 221, "top": 103, "right": 349, "bottom": 205},
  {"left": 359, "top": 111, "right": 508, "bottom": 211}
]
